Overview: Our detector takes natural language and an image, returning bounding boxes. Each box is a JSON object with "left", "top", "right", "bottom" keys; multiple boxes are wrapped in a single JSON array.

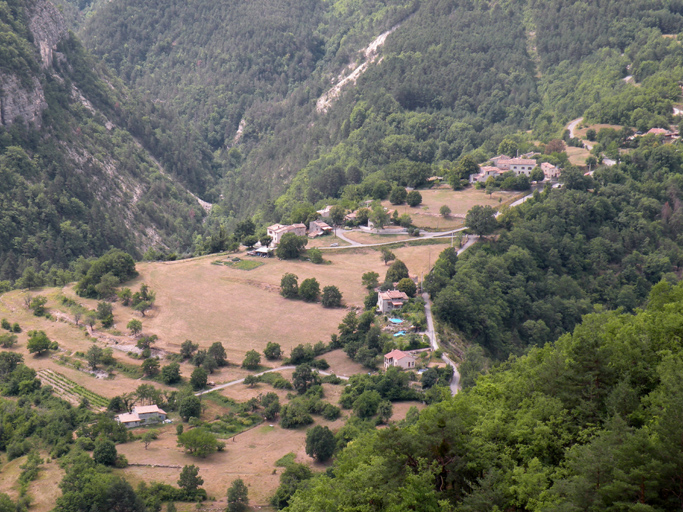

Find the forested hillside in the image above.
[
  {"left": 0, "top": 0, "right": 217, "bottom": 283},
  {"left": 284, "top": 281, "right": 683, "bottom": 511},
  {"left": 72, "top": 0, "right": 683, "bottom": 226},
  {"left": 428, "top": 139, "right": 683, "bottom": 360}
]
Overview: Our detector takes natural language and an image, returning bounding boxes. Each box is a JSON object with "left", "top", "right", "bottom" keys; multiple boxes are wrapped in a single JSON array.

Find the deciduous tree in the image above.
[
  {"left": 465, "top": 205, "right": 497, "bottom": 236},
  {"left": 227, "top": 478, "right": 249, "bottom": 512},
  {"left": 299, "top": 278, "right": 320, "bottom": 302},
  {"left": 321, "top": 286, "right": 343, "bottom": 308},
  {"left": 280, "top": 273, "right": 299, "bottom": 299},
  {"left": 242, "top": 350, "right": 261, "bottom": 370},
  {"left": 305, "top": 426, "right": 336, "bottom": 462},
  {"left": 264, "top": 342, "right": 282, "bottom": 360}
]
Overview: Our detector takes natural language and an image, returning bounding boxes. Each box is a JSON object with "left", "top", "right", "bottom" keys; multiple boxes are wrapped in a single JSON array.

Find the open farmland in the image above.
[
  {"left": 0, "top": 239, "right": 445, "bottom": 394},
  {"left": 127, "top": 243, "right": 444, "bottom": 363}
]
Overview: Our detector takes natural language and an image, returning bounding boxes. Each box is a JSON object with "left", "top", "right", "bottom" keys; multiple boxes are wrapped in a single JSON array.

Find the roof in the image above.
[
  {"left": 498, "top": 158, "right": 536, "bottom": 166},
  {"left": 541, "top": 162, "right": 557, "bottom": 170},
  {"left": 379, "top": 290, "right": 409, "bottom": 301},
  {"left": 480, "top": 166, "right": 502, "bottom": 173},
  {"left": 384, "top": 349, "right": 413, "bottom": 361},
  {"left": 310, "top": 220, "right": 332, "bottom": 229},
  {"left": 133, "top": 405, "right": 167, "bottom": 415},
  {"left": 117, "top": 413, "right": 140, "bottom": 423},
  {"left": 647, "top": 128, "right": 669, "bottom": 135},
  {"left": 268, "top": 223, "right": 306, "bottom": 234}
]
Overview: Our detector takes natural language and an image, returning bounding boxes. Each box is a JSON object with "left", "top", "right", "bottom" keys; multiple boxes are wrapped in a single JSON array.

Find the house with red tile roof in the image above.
[{"left": 384, "top": 349, "right": 416, "bottom": 370}]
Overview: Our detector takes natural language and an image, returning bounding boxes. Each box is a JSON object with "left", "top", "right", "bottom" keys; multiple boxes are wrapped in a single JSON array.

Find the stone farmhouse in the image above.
[
  {"left": 384, "top": 349, "right": 416, "bottom": 370},
  {"left": 377, "top": 290, "right": 409, "bottom": 314},
  {"left": 116, "top": 405, "right": 167, "bottom": 428},
  {"left": 541, "top": 162, "right": 561, "bottom": 179},
  {"left": 497, "top": 157, "right": 537, "bottom": 176},
  {"left": 469, "top": 166, "right": 504, "bottom": 184},
  {"left": 267, "top": 223, "right": 307, "bottom": 245},
  {"left": 470, "top": 156, "right": 542, "bottom": 184}
]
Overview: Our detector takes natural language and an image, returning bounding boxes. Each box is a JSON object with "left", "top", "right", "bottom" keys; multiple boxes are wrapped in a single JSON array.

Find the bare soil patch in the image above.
[{"left": 320, "top": 349, "right": 366, "bottom": 378}]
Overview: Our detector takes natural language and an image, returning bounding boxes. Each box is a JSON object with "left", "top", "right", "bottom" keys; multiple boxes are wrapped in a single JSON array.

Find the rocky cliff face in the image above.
[
  {"left": 26, "top": 0, "right": 68, "bottom": 68},
  {"left": 0, "top": 0, "right": 68, "bottom": 128},
  {"left": 0, "top": 74, "right": 47, "bottom": 127}
]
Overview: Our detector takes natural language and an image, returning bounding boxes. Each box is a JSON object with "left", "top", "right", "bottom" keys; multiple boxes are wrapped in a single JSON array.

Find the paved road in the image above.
[
  {"left": 567, "top": 117, "right": 583, "bottom": 140},
  {"left": 421, "top": 236, "right": 477, "bottom": 395},
  {"left": 195, "top": 366, "right": 349, "bottom": 396}
]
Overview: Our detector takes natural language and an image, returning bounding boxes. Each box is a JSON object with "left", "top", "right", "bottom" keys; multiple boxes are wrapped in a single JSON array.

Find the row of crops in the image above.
[{"left": 37, "top": 369, "right": 109, "bottom": 409}]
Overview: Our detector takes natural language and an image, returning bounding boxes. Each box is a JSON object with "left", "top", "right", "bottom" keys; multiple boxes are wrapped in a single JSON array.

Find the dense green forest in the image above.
[
  {"left": 73, "top": 0, "right": 683, "bottom": 220},
  {"left": 283, "top": 282, "right": 683, "bottom": 511}
]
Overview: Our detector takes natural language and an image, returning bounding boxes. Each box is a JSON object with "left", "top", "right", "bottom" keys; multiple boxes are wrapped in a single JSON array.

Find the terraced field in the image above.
[{"left": 37, "top": 369, "right": 109, "bottom": 410}]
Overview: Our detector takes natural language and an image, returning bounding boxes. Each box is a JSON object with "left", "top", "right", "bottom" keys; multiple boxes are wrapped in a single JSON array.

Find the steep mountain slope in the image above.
[{"left": 0, "top": 0, "right": 217, "bottom": 282}]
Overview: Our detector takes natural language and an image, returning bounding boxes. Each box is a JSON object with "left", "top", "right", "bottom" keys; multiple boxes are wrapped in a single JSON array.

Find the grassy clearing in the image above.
[
  {"left": 214, "top": 259, "right": 266, "bottom": 271},
  {"left": 381, "top": 186, "right": 519, "bottom": 229}
]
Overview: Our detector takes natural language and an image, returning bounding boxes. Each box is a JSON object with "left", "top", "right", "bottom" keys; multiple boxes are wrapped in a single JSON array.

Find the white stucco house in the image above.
[{"left": 384, "top": 349, "right": 416, "bottom": 370}]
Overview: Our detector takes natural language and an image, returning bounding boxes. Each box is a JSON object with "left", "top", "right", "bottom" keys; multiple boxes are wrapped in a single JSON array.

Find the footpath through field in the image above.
[{"left": 195, "top": 367, "right": 349, "bottom": 396}]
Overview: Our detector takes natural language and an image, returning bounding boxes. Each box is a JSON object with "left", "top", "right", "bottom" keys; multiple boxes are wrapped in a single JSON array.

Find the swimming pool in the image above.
[
  {"left": 393, "top": 331, "right": 406, "bottom": 337},
  {"left": 389, "top": 318, "right": 403, "bottom": 324}
]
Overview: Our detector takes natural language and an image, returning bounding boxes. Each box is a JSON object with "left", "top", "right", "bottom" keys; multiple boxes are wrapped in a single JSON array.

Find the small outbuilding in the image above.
[{"left": 309, "top": 220, "right": 333, "bottom": 237}]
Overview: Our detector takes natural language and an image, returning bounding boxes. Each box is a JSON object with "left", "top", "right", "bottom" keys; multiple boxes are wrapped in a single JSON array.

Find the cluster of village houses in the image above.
[{"left": 468, "top": 155, "right": 561, "bottom": 184}]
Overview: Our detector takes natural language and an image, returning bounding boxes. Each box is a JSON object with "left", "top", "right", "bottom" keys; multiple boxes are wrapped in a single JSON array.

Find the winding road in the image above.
[
  {"left": 566, "top": 116, "right": 616, "bottom": 167},
  {"left": 421, "top": 235, "right": 477, "bottom": 395}
]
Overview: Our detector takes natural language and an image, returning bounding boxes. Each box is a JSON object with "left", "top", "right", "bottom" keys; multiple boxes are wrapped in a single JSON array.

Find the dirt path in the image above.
[{"left": 195, "top": 367, "right": 349, "bottom": 396}]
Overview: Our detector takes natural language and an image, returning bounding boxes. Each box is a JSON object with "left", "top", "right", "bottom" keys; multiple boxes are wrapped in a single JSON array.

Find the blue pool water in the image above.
[
  {"left": 389, "top": 318, "right": 403, "bottom": 324},
  {"left": 393, "top": 331, "right": 406, "bottom": 337}
]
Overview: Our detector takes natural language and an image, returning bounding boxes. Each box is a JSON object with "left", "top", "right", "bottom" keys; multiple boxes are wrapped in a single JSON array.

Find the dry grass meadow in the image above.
[{"left": 382, "top": 186, "right": 521, "bottom": 230}]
